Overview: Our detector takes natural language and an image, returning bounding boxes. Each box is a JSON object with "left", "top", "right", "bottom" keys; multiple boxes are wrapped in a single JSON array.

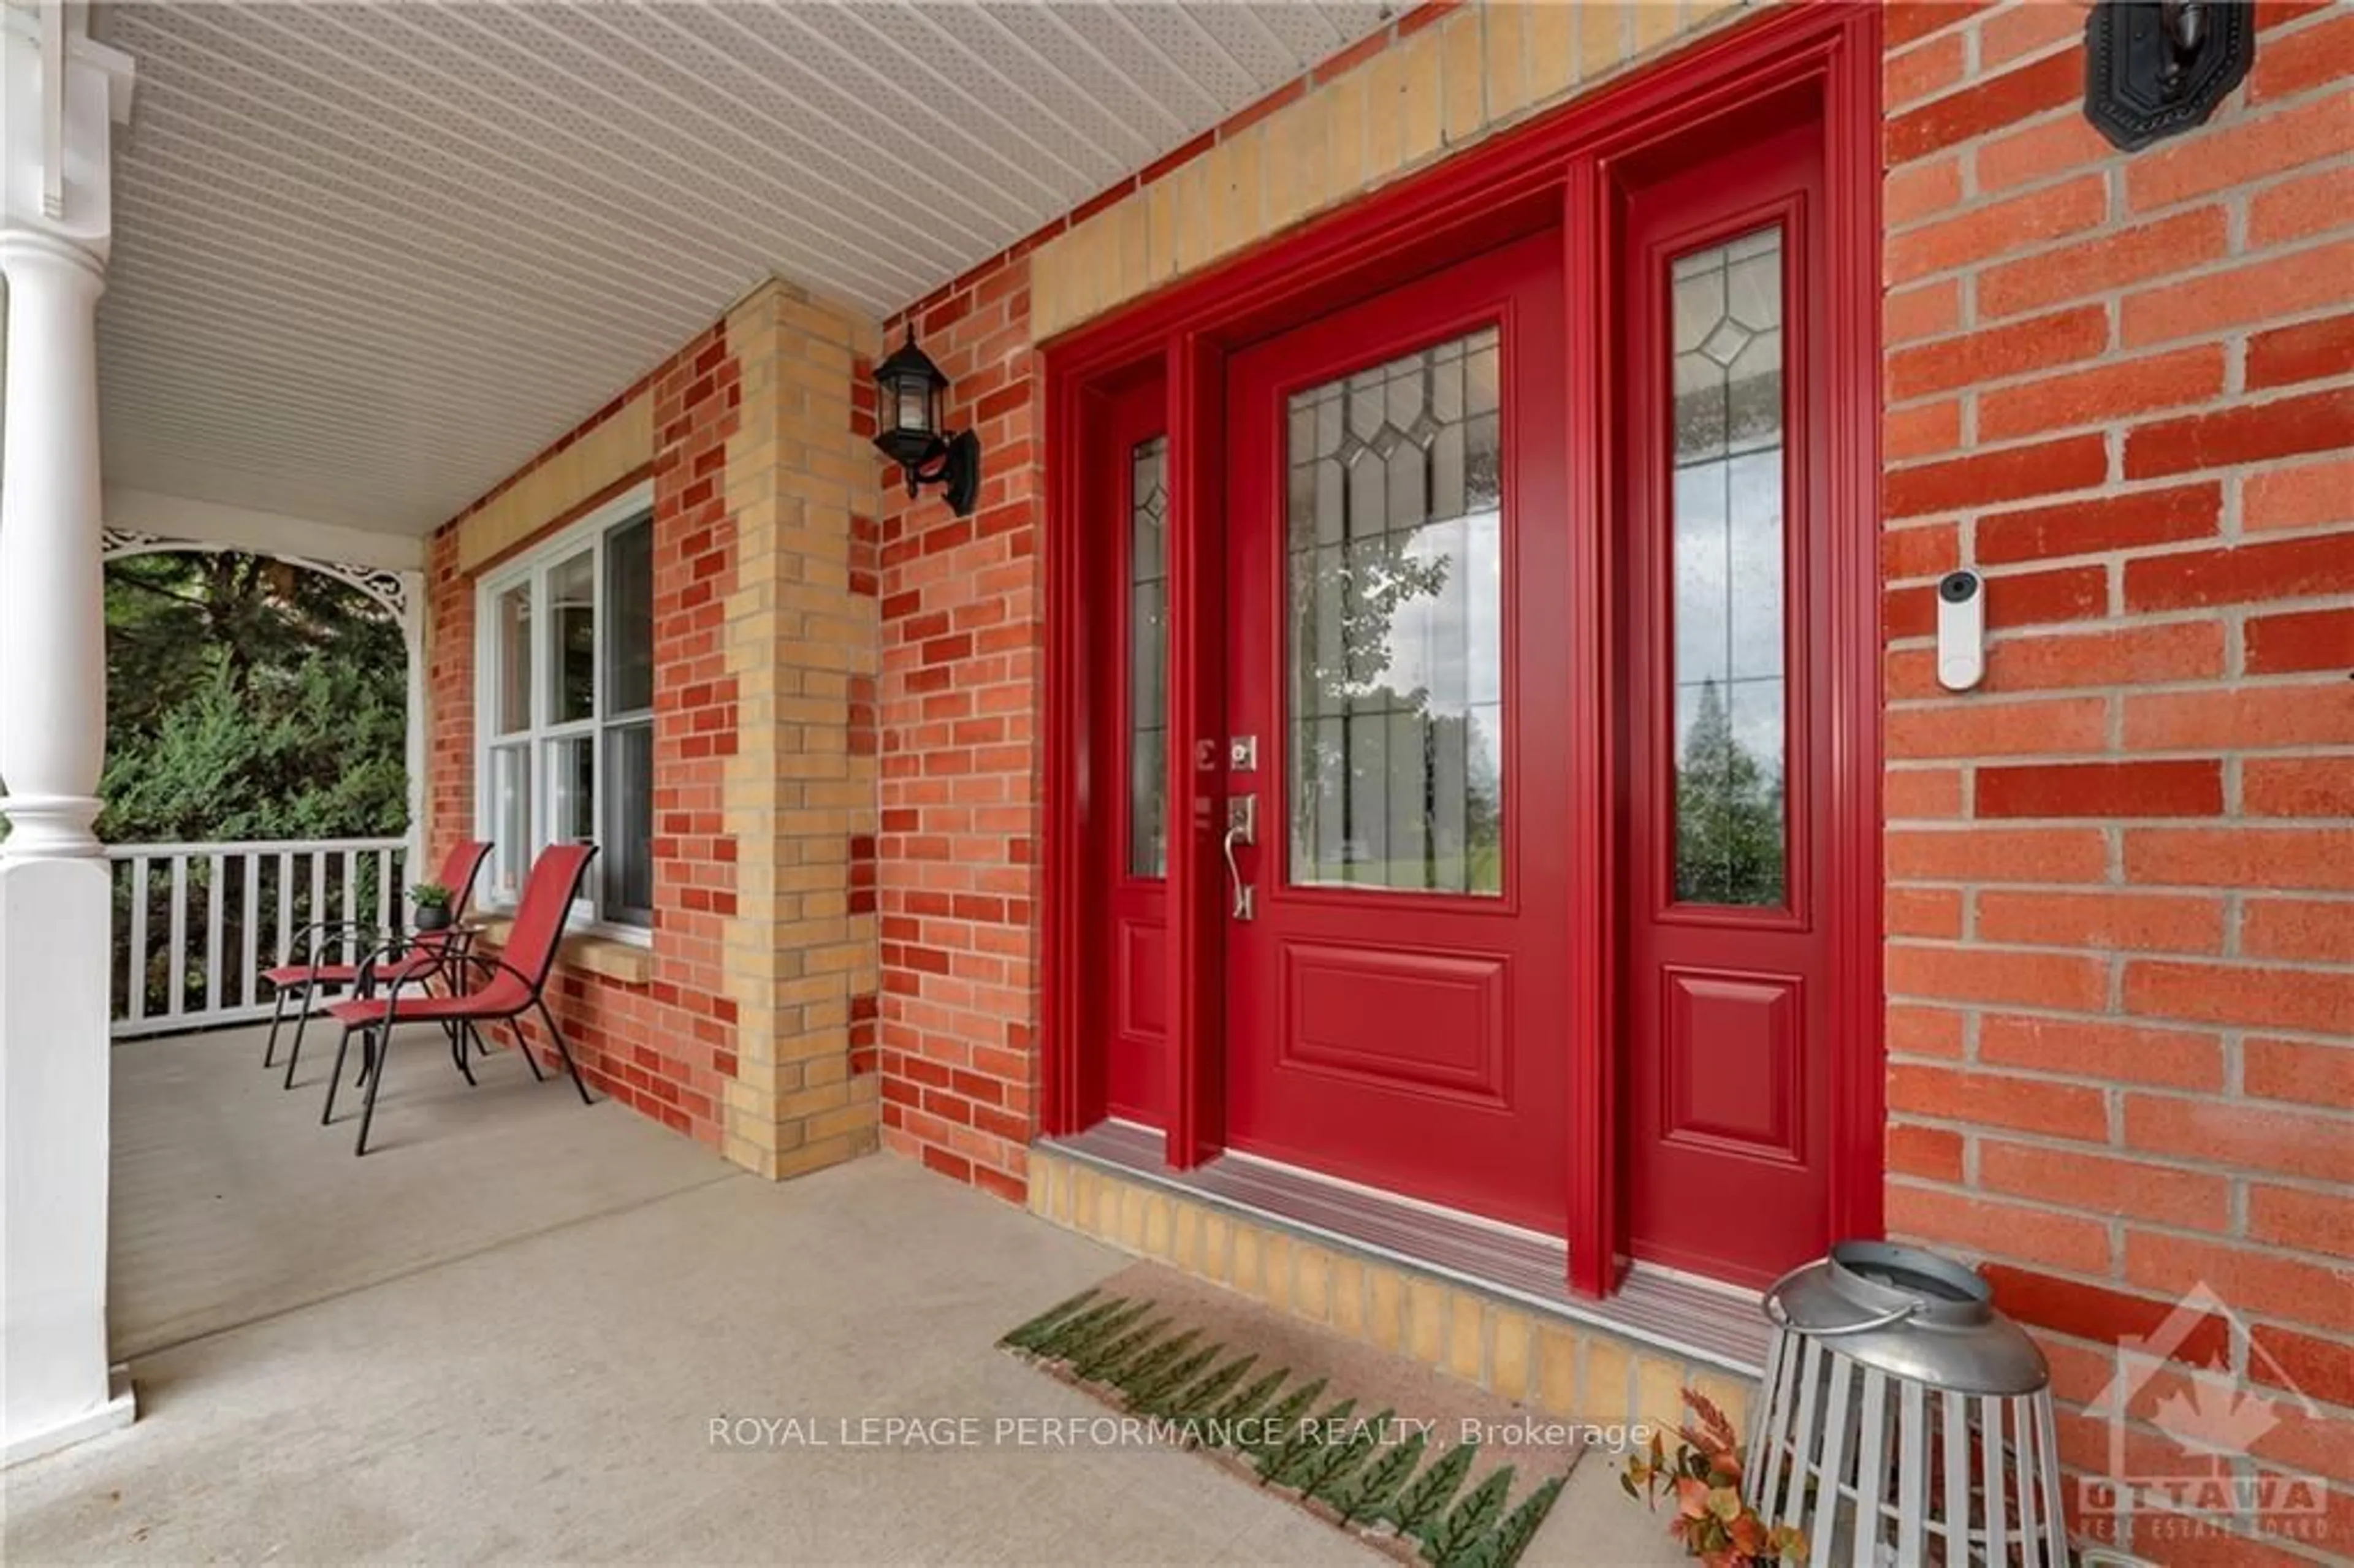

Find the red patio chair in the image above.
[
  {"left": 321, "top": 841, "right": 598, "bottom": 1156},
  {"left": 262, "top": 839, "right": 492, "bottom": 1090}
]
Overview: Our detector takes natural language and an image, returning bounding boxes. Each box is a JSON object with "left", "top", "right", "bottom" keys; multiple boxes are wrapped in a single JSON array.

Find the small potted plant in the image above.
[{"left": 407, "top": 882, "right": 455, "bottom": 932}]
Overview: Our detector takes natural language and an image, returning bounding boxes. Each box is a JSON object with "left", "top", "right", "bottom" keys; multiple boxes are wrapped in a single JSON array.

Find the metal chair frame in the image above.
[{"left": 322, "top": 844, "right": 598, "bottom": 1156}]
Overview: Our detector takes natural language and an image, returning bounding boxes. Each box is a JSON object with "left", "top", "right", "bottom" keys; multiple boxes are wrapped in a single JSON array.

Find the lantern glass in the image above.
[
  {"left": 872, "top": 330, "right": 969, "bottom": 494},
  {"left": 895, "top": 376, "right": 932, "bottom": 438}
]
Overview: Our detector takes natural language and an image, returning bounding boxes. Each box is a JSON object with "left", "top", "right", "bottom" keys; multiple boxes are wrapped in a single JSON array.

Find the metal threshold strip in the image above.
[{"left": 1045, "top": 1121, "right": 1770, "bottom": 1377}]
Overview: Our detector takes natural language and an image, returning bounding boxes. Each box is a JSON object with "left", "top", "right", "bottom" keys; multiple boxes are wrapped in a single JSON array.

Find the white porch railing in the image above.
[{"left": 106, "top": 838, "right": 410, "bottom": 1038}]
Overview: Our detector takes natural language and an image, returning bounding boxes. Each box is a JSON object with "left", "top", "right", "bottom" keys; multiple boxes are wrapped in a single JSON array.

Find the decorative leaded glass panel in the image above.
[
  {"left": 1128, "top": 436, "right": 1169, "bottom": 878},
  {"left": 1669, "top": 226, "right": 1788, "bottom": 907},
  {"left": 1284, "top": 329, "right": 1503, "bottom": 896}
]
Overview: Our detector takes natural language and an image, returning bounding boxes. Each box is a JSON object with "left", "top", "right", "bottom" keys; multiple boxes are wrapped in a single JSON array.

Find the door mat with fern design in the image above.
[{"left": 1000, "top": 1262, "right": 1581, "bottom": 1568}]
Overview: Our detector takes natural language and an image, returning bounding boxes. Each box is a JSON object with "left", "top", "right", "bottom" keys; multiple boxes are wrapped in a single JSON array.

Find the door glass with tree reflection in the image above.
[
  {"left": 1286, "top": 329, "right": 1503, "bottom": 896},
  {"left": 1670, "top": 227, "right": 1786, "bottom": 908}
]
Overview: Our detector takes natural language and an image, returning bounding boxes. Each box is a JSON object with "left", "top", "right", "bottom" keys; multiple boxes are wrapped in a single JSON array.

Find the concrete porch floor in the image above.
[{"left": 5, "top": 1024, "right": 1682, "bottom": 1565}]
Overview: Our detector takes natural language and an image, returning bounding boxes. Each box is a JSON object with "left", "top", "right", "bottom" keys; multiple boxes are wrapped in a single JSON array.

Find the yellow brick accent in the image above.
[
  {"left": 1407, "top": 1276, "right": 1449, "bottom": 1366},
  {"left": 1145, "top": 177, "right": 1180, "bottom": 289},
  {"left": 1439, "top": 9, "right": 1485, "bottom": 145},
  {"left": 1538, "top": 1325, "right": 1580, "bottom": 1416},
  {"left": 1483, "top": 4, "right": 1533, "bottom": 124},
  {"left": 1447, "top": 1290, "right": 1488, "bottom": 1383},
  {"left": 1369, "top": 1266, "right": 1407, "bottom": 1353},
  {"left": 1115, "top": 196, "right": 1152, "bottom": 303},
  {"left": 1170, "top": 156, "right": 1214, "bottom": 278},
  {"left": 1265, "top": 99, "right": 1318, "bottom": 235},
  {"left": 716, "top": 278, "right": 883, "bottom": 1180},
  {"left": 1398, "top": 26, "right": 1446, "bottom": 167},
  {"left": 1231, "top": 1222, "right": 1264, "bottom": 1295},
  {"left": 1323, "top": 67, "right": 1369, "bottom": 210},
  {"left": 1363, "top": 44, "right": 1410, "bottom": 183},
  {"left": 453, "top": 394, "right": 653, "bottom": 573},
  {"left": 1492, "top": 1309, "right": 1536, "bottom": 1402},
  {"left": 1259, "top": 1231, "right": 1293, "bottom": 1310},
  {"left": 1206, "top": 125, "right": 1265, "bottom": 259},
  {"left": 1331, "top": 1254, "right": 1367, "bottom": 1338},
  {"left": 1632, "top": 0, "right": 1685, "bottom": 57},
  {"left": 1018, "top": 1165, "right": 1754, "bottom": 1429},
  {"left": 1202, "top": 1211, "right": 1233, "bottom": 1284},
  {"left": 1293, "top": 1244, "right": 1333, "bottom": 1324},
  {"left": 1096, "top": 1178, "right": 1126, "bottom": 1244},
  {"left": 1693, "top": 1369, "right": 1754, "bottom": 1436},
  {"left": 1636, "top": 1352, "right": 1688, "bottom": 1430},
  {"left": 1526, "top": 2, "right": 1579, "bottom": 104},
  {"left": 1586, "top": 1335, "right": 1634, "bottom": 1423},
  {"left": 473, "top": 924, "right": 652, "bottom": 984},
  {"left": 1580, "top": 3, "right": 1631, "bottom": 81},
  {"left": 1026, "top": 2, "right": 1750, "bottom": 337}
]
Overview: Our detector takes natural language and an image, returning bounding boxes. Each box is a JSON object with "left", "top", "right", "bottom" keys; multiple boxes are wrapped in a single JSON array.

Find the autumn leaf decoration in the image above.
[{"left": 1620, "top": 1388, "right": 1806, "bottom": 1568}]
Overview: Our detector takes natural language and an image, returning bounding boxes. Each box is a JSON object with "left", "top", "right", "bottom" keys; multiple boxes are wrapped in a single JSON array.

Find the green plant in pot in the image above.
[{"left": 408, "top": 882, "right": 455, "bottom": 933}]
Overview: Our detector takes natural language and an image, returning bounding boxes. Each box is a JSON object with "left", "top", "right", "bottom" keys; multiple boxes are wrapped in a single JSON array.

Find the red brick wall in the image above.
[
  {"left": 1881, "top": 3, "right": 2352, "bottom": 1558},
  {"left": 873, "top": 257, "right": 1042, "bottom": 1205},
  {"left": 423, "top": 324, "right": 742, "bottom": 1149}
]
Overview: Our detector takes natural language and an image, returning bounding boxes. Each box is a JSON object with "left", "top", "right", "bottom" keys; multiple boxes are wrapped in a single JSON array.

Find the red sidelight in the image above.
[
  {"left": 1220, "top": 234, "right": 1573, "bottom": 1233},
  {"left": 1087, "top": 378, "right": 1171, "bottom": 1128},
  {"left": 1617, "top": 125, "right": 1835, "bottom": 1287}
]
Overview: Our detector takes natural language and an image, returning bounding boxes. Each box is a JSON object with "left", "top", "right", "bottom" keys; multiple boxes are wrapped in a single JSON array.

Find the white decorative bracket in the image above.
[
  {"left": 2, "top": 0, "right": 136, "bottom": 254},
  {"left": 37, "top": 0, "right": 61, "bottom": 219},
  {"left": 99, "top": 527, "right": 412, "bottom": 620}
]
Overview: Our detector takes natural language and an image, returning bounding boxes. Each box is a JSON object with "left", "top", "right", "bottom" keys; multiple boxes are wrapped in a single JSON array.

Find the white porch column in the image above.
[
  {"left": 401, "top": 569, "right": 429, "bottom": 875},
  {"left": 0, "top": 1, "right": 137, "bottom": 1465}
]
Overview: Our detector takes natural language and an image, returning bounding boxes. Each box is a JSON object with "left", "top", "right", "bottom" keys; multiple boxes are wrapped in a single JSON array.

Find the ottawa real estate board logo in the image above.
[{"left": 2074, "top": 1283, "right": 2333, "bottom": 1553}]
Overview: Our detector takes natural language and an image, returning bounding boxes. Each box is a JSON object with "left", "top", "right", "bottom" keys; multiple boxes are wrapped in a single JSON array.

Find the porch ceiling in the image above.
[{"left": 89, "top": 1, "right": 1393, "bottom": 538}]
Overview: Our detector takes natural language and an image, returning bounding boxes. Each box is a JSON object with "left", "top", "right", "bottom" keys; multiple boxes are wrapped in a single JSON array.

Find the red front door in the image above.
[
  {"left": 1619, "top": 127, "right": 1833, "bottom": 1286},
  {"left": 1221, "top": 234, "right": 1572, "bottom": 1234}
]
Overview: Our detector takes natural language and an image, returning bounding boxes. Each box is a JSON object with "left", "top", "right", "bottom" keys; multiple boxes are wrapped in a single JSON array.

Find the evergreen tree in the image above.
[
  {"left": 1674, "top": 677, "right": 1784, "bottom": 906},
  {"left": 93, "top": 550, "right": 409, "bottom": 1016},
  {"left": 98, "top": 551, "right": 408, "bottom": 844}
]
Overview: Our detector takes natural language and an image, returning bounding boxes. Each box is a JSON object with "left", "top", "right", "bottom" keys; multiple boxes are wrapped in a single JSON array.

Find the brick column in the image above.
[{"left": 718, "top": 280, "right": 884, "bottom": 1176}]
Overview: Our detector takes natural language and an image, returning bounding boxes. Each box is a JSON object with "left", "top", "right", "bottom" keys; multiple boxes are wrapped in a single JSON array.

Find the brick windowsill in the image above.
[{"left": 472, "top": 920, "right": 653, "bottom": 986}]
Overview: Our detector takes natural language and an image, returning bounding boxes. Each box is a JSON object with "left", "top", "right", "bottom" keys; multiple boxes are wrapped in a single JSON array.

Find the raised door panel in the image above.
[
  {"left": 1661, "top": 967, "right": 1803, "bottom": 1164},
  {"left": 1279, "top": 942, "right": 1506, "bottom": 1103}
]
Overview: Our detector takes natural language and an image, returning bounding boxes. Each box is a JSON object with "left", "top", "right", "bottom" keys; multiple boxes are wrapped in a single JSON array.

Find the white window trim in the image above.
[{"left": 472, "top": 481, "right": 657, "bottom": 946}]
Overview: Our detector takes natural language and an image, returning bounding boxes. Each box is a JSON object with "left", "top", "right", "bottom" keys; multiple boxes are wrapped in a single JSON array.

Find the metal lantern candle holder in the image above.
[{"left": 1746, "top": 1241, "right": 2069, "bottom": 1567}]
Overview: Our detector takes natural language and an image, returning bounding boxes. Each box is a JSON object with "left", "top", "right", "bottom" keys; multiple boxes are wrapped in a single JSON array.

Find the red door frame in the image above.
[{"left": 1040, "top": 1, "right": 1883, "bottom": 1296}]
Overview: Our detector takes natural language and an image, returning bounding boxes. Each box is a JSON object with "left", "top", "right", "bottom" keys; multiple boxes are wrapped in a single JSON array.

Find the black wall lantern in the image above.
[
  {"left": 2084, "top": 1, "right": 2253, "bottom": 152},
  {"left": 872, "top": 327, "right": 981, "bottom": 517}
]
